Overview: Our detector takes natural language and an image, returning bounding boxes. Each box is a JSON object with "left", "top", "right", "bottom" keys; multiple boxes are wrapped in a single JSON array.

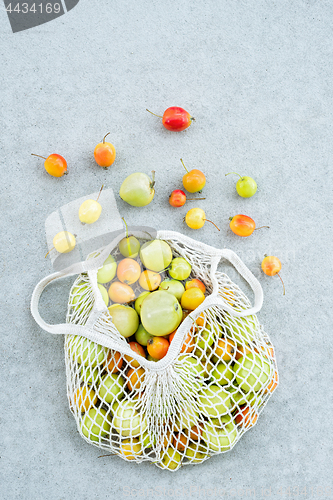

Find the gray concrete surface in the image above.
[{"left": 1, "top": 1, "right": 332, "bottom": 499}]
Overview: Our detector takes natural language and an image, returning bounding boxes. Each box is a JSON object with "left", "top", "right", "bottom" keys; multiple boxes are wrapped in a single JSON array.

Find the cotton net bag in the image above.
[{"left": 31, "top": 204, "right": 278, "bottom": 471}]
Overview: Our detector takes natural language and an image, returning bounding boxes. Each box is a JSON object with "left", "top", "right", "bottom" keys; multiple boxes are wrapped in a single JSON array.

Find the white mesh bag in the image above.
[{"left": 31, "top": 230, "right": 278, "bottom": 471}]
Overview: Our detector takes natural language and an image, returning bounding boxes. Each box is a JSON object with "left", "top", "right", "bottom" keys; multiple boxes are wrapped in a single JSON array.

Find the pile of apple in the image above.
[{"left": 67, "top": 233, "right": 277, "bottom": 470}]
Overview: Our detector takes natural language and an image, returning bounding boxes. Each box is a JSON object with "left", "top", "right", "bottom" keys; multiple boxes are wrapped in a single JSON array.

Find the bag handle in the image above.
[
  {"left": 30, "top": 234, "right": 121, "bottom": 335},
  {"left": 215, "top": 248, "right": 263, "bottom": 317}
]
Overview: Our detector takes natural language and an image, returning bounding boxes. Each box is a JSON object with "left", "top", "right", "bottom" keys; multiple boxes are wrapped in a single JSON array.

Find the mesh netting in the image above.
[{"left": 61, "top": 232, "right": 278, "bottom": 471}]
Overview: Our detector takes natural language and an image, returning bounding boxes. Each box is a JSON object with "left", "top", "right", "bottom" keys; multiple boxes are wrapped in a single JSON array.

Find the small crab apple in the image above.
[
  {"left": 146, "top": 106, "right": 194, "bottom": 132},
  {"left": 79, "top": 185, "right": 103, "bottom": 225},
  {"left": 94, "top": 133, "right": 116, "bottom": 168},
  {"left": 181, "top": 159, "right": 206, "bottom": 193},
  {"left": 261, "top": 255, "right": 285, "bottom": 295},
  {"left": 229, "top": 214, "right": 269, "bottom": 237},
  {"left": 52, "top": 231, "right": 76, "bottom": 254},
  {"left": 169, "top": 189, "right": 205, "bottom": 207},
  {"left": 225, "top": 172, "right": 257, "bottom": 198},
  {"left": 31, "top": 153, "right": 67, "bottom": 177},
  {"left": 169, "top": 189, "right": 186, "bottom": 207},
  {"left": 185, "top": 208, "right": 220, "bottom": 231},
  {"left": 119, "top": 218, "right": 141, "bottom": 258}
]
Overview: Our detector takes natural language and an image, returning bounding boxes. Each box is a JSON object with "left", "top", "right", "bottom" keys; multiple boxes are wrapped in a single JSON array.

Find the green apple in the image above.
[
  {"left": 119, "top": 235, "right": 141, "bottom": 259},
  {"left": 174, "top": 404, "right": 199, "bottom": 431},
  {"left": 80, "top": 407, "right": 111, "bottom": 442},
  {"left": 210, "top": 414, "right": 233, "bottom": 427},
  {"left": 197, "top": 385, "right": 231, "bottom": 418},
  {"left": 139, "top": 431, "right": 156, "bottom": 449},
  {"left": 159, "top": 447, "right": 182, "bottom": 470},
  {"left": 119, "top": 172, "right": 155, "bottom": 207},
  {"left": 197, "top": 325, "right": 216, "bottom": 350},
  {"left": 141, "top": 290, "right": 182, "bottom": 336},
  {"left": 71, "top": 283, "right": 93, "bottom": 314},
  {"left": 107, "top": 305, "right": 139, "bottom": 338},
  {"left": 233, "top": 353, "right": 272, "bottom": 392},
  {"left": 176, "top": 355, "right": 206, "bottom": 380},
  {"left": 227, "top": 387, "right": 258, "bottom": 409},
  {"left": 168, "top": 257, "right": 192, "bottom": 280},
  {"left": 159, "top": 279, "right": 185, "bottom": 301},
  {"left": 68, "top": 336, "right": 106, "bottom": 367},
  {"left": 80, "top": 366, "right": 102, "bottom": 387},
  {"left": 211, "top": 363, "right": 235, "bottom": 386},
  {"left": 135, "top": 324, "right": 154, "bottom": 346},
  {"left": 224, "top": 312, "right": 259, "bottom": 344},
  {"left": 202, "top": 421, "right": 237, "bottom": 452},
  {"left": 134, "top": 291, "right": 150, "bottom": 315},
  {"left": 98, "top": 373, "right": 125, "bottom": 404},
  {"left": 185, "top": 443, "right": 208, "bottom": 463},
  {"left": 147, "top": 354, "right": 159, "bottom": 362},
  {"left": 97, "top": 255, "right": 117, "bottom": 284},
  {"left": 139, "top": 239, "right": 173, "bottom": 272},
  {"left": 97, "top": 284, "right": 109, "bottom": 306},
  {"left": 112, "top": 400, "right": 148, "bottom": 437}
]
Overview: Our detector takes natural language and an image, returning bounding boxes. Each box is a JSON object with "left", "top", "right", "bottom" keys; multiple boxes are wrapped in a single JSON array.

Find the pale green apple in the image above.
[
  {"left": 80, "top": 407, "right": 111, "bottom": 442},
  {"left": 233, "top": 352, "right": 272, "bottom": 392},
  {"left": 97, "top": 255, "right": 117, "bottom": 284},
  {"left": 197, "top": 385, "right": 231, "bottom": 418},
  {"left": 174, "top": 404, "right": 200, "bottom": 431},
  {"left": 223, "top": 312, "right": 259, "bottom": 344},
  {"left": 112, "top": 400, "right": 148, "bottom": 437},
  {"left": 202, "top": 421, "right": 237, "bottom": 452},
  {"left": 210, "top": 414, "right": 233, "bottom": 427},
  {"left": 134, "top": 291, "right": 150, "bottom": 315},
  {"left": 119, "top": 235, "right": 141, "bottom": 258},
  {"left": 176, "top": 355, "right": 206, "bottom": 380},
  {"left": 211, "top": 363, "right": 235, "bottom": 386},
  {"left": 108, "top": 305, "right": 139, "bottom": 338},
  {"left": 139, "top": 239, "right": 173, "bottom": 272},
  {"left": 159, "top": 279, "right": 185, "bottom": 301},
  {"left": 71, "top": 283, "right": 93, "bottom": 315},
  {"left": 141, "top": 291, "right": 182, "bottom": 336},
  {"left": 119, "top": 172, "right": 155, "bottom": 207},
  {"left": 159, "top": 447, "right": 182, "bottom": 470},
  {"left": 197, "top": 325, "right": 216, "bottom": 350},
  {"left": 97, "top": 284, "right": 109, "bottom": 306},
  {"left": 168, "top": 257, "right": 192, "bottom": 280},
  {"left": 98, "top": 373, "right": 125, "bottom": 404},
  {"left": 185, "top": 443, "right": 208, "bottom": 463},
  {"left": 227, "top": 387, "right": 258, "bottom": 409},
  {"left": 135, "top": 324, "right": 154, "bottom": 346},
  {"left": 139, "top": 431, "right": 156, "bottom": 449},
  {"left": 68, "top": 336, "right": 106, "bottom": 367},
  {"left": 80, "top": 366, "right": 102, "bottom": 387}
]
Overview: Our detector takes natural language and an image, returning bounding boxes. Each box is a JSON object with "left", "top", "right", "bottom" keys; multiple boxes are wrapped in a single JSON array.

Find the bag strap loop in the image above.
[{"left": 215, "top": 248, "right": 263, "bottom": 316}]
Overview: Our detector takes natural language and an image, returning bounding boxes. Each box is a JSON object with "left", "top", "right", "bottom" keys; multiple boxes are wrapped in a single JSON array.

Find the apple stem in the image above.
[
  {"left": 254, "top": 226, "right": 270, "bottom": 230},
  {"left": 96, "top": 184, "right": 104, "bottom": 202},
  {"left": 277, "top": 273, "right": 286, "bottom": 295},
  {"left": 225, "top": 172, "right": 242, "bottom": 180},
  {"left": 150, "top": 171, "right": 156, "bottom": 189},
  {"left": 31, "top": 153, "right": 47, "bottom": 160},
  {"left": 146, "top": 109, "right": 163, "bottom": 118},
  {"left": 187, "top": 197, "right": 206, "bottom": 201},
  {"left": 180, "top": 158, "right": 189, "bottom": 173},
  {"left": 45, "top": 247, "right": 54, "bottom": 258},
  {"left": 102, "top": 133, "right": 110, "bottom": 144},
  {"left": 122, "top": 217, "right": 129, "bottom": 239},
  {"left": 204, "top": 219, "right": 221, "bottom": 231}
]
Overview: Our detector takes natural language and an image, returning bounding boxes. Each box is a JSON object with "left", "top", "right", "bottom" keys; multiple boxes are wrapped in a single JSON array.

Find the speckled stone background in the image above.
[{"left": 1, "top": 1, "right": 332, "bottom": 499}]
